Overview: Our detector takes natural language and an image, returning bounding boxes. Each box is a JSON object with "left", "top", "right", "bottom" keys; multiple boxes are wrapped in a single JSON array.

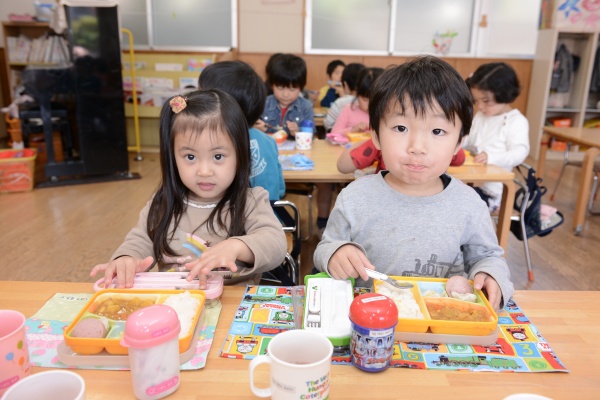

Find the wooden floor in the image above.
[{"left": 1, "top": 151, "right": 599, "bottom": 291}]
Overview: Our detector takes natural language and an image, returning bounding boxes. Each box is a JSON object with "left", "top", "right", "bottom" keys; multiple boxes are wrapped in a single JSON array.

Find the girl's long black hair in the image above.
[{"left": 148, "top": 89, "right": 250, "bottom": 265}]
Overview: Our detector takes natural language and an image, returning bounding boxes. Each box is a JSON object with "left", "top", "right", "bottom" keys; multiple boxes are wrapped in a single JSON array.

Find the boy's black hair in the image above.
[
  {"left": 265, "top": 53, "right": 284, "bottom": 80},
  {"left": 326, "top": 59, "right": 346, "bottom": 76},
  {"left": 198, "top": 60, "right": 266, "bottom": 126},
  {"left": 466, "top": 62, "right": 520, "bottom": 104},
  {"left": 266, "top": 53, "right": 307, "bottom": 90},
  {"left": 341, "top": 63, "right": 366, "bottom": 92},
  {"left": 150, "top": 89, "right": 250, "bottom": 268},
  {"left": 355, "top": 67, "right": 384, "bottom": 99},
  {"left": 369, "top": 55, "right": 473, "bottom": 142}
]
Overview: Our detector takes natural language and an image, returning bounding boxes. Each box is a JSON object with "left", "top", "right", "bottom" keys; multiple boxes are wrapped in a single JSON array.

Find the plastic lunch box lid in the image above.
[
  {"left": 349, "top": 293, "right": 399, "bottom": 329},
  {"left": 94, "top": 272, "right": 224, "bottom": 299},
  {"left": 121, "top": 304, "right": 181, "bottom": 348}
]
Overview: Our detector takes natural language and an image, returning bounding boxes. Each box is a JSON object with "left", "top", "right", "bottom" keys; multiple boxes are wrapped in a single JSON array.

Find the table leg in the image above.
[
  {"left": 537, "top": 132, "right": 550, "bottom": 178},
  {"left": 497, "top": 180, "right": 516, "bottom": 253},
  {"left": 573, "top": 147, "right": 600, "bottom": 235}
]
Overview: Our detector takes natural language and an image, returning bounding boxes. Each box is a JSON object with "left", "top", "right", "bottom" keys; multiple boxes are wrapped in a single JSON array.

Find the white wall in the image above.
[{"left": 238, "top": 0, "right": 303, "bottom": 53}]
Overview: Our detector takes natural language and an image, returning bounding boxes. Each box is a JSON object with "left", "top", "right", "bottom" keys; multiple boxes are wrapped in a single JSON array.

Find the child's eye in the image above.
[
  {"left": 185, "top": 154, "right": 196, "bottom": 161},
  {"left": 214, "top": 153, "right": 224, "bottom": 161},
  {"left": 432, "top": 129, "right": 446, "bottom": 136},
  {"left": 394, "top": 125, "right": 407, "bottom": 133}
]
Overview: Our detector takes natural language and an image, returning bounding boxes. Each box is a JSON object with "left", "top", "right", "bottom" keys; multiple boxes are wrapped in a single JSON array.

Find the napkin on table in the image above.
[{"left": 279, "top": 154, "right": 314, "bottom": 171}]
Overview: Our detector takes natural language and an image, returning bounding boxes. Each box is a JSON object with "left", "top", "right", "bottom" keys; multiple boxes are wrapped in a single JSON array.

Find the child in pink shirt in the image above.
[{"left": 327, "top": 68, "right": 383, "bottom": 143}]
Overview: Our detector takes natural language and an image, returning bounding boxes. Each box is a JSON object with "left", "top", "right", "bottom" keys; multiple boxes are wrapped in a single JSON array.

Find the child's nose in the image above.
[
  {"left": 407, "top": 133, "right": 426, "bottom": 154},
  {"left": 196, "top": 161, "right": 212, "bottom": 176}
]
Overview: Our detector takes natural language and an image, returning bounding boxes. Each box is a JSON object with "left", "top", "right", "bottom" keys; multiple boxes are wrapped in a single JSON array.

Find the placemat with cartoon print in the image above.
[
  {"left": 25, "top": 292, "right": 220, "bottom": 371},
  {"left": 220, "top": 285, "right": 568, "bottom": 373}
]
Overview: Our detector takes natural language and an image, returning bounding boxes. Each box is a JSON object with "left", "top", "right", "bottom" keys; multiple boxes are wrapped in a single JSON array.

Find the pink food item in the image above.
[
  {"left": 71, "top": 318, "right": 108, "bottom": 338},
  {"left": 445, "top": 276, "right": 473, "bottom": 296}
]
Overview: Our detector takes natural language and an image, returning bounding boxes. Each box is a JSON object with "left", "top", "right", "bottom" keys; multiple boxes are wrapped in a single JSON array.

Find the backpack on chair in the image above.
[{"left": 510, "top": 164, "right": 564, "bottom": 240}]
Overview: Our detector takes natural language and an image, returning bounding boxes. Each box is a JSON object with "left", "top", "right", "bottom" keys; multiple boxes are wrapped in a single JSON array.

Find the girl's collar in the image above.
[{"left": 184, "top": 199, "right": 217, "bottom": 209}]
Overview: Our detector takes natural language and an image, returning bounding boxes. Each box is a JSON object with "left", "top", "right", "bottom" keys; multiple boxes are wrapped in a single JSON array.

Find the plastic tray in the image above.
[
  {"left": 94, "top": 272, "right": 223, "bottom": 300},
  {"left": 57, "top": 308, "right": 205, "bottom": 367},
  {"left": 374, "top": 277, "right": 498, "bottom": 337},
  {"left": 63, "top": 289, "right": 205, "bottom": 355}
]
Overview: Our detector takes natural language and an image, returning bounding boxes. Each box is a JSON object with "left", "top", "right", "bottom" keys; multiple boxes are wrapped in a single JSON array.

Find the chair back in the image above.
[{"left": 263, "top": 200, "right": 301, "bottom": 286}]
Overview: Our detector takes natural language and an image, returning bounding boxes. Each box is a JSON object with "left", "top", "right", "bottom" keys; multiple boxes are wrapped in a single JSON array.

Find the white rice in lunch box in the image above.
[
  {"left": 377, "top": 285, "right": 424, "bottom": 319},
  {"left": 163, "top": 291, "right": 201, "bottom": 338}
]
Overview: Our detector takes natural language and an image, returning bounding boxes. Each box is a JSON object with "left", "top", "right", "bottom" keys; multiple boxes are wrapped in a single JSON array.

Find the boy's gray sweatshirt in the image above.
[{"left": 314, "top": 172, "right": 514, "bottom": 306}]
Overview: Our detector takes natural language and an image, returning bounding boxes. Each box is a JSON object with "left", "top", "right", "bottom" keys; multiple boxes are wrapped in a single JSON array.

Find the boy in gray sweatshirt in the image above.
[{"left": 313, "top": 56, "right": 514, "bottom": 311}]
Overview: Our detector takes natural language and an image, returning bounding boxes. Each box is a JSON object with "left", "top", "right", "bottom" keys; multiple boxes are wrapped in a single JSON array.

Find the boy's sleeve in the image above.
[
  {"left": 450, "top": 148, "right": 466, "bottom": 166},
  {"left": 461, "top": 198, "right": 515, "bottom": 307},
  {"left": 350, "top": 139, "right": 381, "bottom": 170},
  {"left": 313, "top": 191, "right": 365, "bottom": 275},
  {"left": 302, "top": 98, "right": 315, "bottom": 131}
]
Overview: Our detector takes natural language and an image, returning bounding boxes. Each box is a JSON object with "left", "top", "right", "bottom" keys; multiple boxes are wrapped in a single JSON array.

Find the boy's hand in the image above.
[
  {"left": 327, "top": 244, "right": 375, "bottom": 281},
  {"left": 90, "top": 256, "right": 154, "bottom": 289},
  {"left": 286, "top": 121, "right": 299, "bottom": 137},
  {"left": 473, "top": 272, "right": 502, "bottom": 311},
  {"left": 184, "top": 240, "right": 241, "bottom": 288},
  {"left": 473, "top": 151, "right": 488, "bottom": 164}
]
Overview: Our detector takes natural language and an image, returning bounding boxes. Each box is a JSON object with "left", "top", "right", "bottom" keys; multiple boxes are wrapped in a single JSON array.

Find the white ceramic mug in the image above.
[
  {"left": 1, "top": 370, "right": 85, "bottom": 400},
  {"left": 0, "top": 310, "right": 31, "bottom": 396},
  {"left": 249, "top": 329, "right": 333, "bottom": 399},
  {"left": 295, "top": 131, "right": 313, "bottom": 150}
]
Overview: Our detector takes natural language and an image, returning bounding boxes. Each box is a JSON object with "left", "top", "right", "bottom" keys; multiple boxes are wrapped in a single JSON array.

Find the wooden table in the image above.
[
  {"left": 1, "top": 281, "right": 598, "bottom": 400},
  {"left": 283, "top": 140, "right": 516, "bottom": 252},
  {"left": 539, "top": 126, "right": 600, "bottom": 235}
]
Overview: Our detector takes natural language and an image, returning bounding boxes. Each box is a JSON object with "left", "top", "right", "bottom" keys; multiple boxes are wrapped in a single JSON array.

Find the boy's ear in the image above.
[
  {"left": 454, "top": 136, "right": 465, "bottom": 155},
  {"left": 371, "top": 130, "right": 381, "bottom": 150}
]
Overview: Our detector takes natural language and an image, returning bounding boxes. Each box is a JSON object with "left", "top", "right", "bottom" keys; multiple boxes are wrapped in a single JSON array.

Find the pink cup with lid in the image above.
[
  {"left": 0, "top": 310, "right": 31, "bottom": 396},
  {"left": 121, "top": 304, "right": 181, "bottom": 400}
]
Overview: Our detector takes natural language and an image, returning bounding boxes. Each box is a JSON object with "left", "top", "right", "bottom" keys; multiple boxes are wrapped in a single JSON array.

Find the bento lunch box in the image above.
[
  {"left": 373, "top": 277, "right": 498, "bottom": 336},
  {"left": 64, "top": 289, "right": 205, "bottom": 355}
]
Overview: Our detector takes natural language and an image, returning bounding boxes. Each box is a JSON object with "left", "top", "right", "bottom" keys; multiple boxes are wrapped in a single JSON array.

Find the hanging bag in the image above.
[{"left": 510, "top": 165, "right": 564, "bottom": 240}]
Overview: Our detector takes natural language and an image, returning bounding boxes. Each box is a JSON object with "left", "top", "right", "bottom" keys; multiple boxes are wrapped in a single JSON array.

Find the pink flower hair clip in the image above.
[{"left": 170, "top": 96, "right": 187, "bottom": 114}]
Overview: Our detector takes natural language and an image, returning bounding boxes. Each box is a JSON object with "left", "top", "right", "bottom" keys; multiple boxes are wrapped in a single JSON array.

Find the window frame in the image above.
[
  {"left": 120, "top": 0, "right": 237, "bottom": 52},
  {"left": 304, "top": 0, "right": 539, "bottom": 59}
]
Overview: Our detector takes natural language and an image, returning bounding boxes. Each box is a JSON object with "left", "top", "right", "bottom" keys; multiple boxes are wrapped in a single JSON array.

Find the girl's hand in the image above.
[
  {"left": 327, "top": 244, "right": 375, "bottom": 281},
  {"left": 286, "top": 121, "right": 299, "bottom": 137},
  {"left": 351, "top": 122, "right": 368, "bottom": 132},
  {"left": 473, "top": 272, "right": 502, "bottom": 311},
  {"left": 184, "top": 240, "right": 242, "bottom": 288},
  {"left": 473, "top": 151, "right": 488, "bottom": 164},
  {"left": 90, "top": 256, "right": 154, "bottom": 289}
]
